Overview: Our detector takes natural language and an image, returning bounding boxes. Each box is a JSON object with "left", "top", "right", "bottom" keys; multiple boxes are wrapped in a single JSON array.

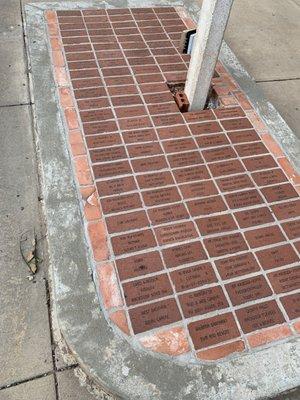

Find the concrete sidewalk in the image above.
[{"left": 0, "top": 0, "right": 299, "bottom": 399}]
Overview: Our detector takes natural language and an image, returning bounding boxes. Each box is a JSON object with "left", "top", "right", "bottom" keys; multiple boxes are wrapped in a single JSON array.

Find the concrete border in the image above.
[{"left": 24, "top": 2, "right": 300, "bottom": 399}]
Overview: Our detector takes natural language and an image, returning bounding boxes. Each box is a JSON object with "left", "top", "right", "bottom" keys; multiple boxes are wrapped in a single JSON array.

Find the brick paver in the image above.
[{"left": 45, "top": 7, "right": 300, "bottom": 363}]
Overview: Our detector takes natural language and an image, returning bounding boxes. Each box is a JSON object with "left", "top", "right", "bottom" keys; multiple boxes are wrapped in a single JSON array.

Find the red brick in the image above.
[
  {"left": 180, "top": 180, "right": 218, "bottom": 199},
  {"left": 71, "top": 68, "right": 101, "bottom": 79},
  {"left": 281, "top": 220, "right": 300, "bottom": 240},
  {"left": 155, "top": 221, "right": 198, "bottom": 246},
  {"left": 136, "top": 171, "right": 174, "bottom": 190},
  {"left": 221, "top": 118, "right": 253, "bottom": 131},
  {"left": 173, "top": 165, "right": 210, "bottom": 183},
  {"left": 97, "top": 176, "right": 136, "bottom": 197},
  {"left": 143, "top": 92, "right": 174, "bottom": 104},
  {"left": 216, "top": 174, "right": 254, "bottom": 192},
  {"left": 236, "top": 300, "right": 285, "bottom": 334},
  {"left": 142, "top": 187, "right": 181, "bottom": 207},
  {"left": 242, "top": 155, "right": 277, "bottom": 171},
  {"left": 127, "top": 142, "right": 162, "bottom": 158},
  {"left": 280, "top": 293, "right": 300, "bottom": 320},
  {"left": 188, "top": 313, "right": 240, "bottom": 350},
  {"left": 152, "top": 113, "right": 184, "bottom": 127},
  {"left": 107, "top": 85, "right": 138, "bottom": 96},
  {"left": 261, "top": 183, "right": 298, "bottom": 202},
  {"left": 271, "top": 200, "right": 300, "bottom": 220},
  {"left": 196, "top": 133, "right": 229, "bottom": 148},
  {"left": 106, "top": 210, "right": 149, "bottom": 234},
  {"left": 162, "top": 138, "right": 197, "bottom": 154},
  {"left": 116, "top": 251, "right": 164, "bottom": 281},
  {"left": 136, "top": 73, "right": 165, "bottom": 84},
  {"left": 68, "top": 60, "right": 98, "bottom": 70},
  {"left": 187, "top": 195, "right": 227, "bottom": 217},
  {"left": 183, "top": 109, "right": 215, "bottom": 123},
  {"left": 132, "top": 65, "right": 160, "bottom": 75},
  {"left": 202, "top": 146, "right": 237, "bottom": 163},
  {"left": 251, "top": 169, "right": 288, "bottom": 186},
  {"left": 197, "top": 340, "right": 245, "bottom": 361},
  {"left": 139, "top": 82, "right": 170, "bottom": 94},
  {"left": 189, "top": 121, "right": 222, "bottom": 135},
  {"left": 74, "top": 157, "right": 93, "bottom": 185},
  {"left": 256, "top": 244, "right": 299, "bottom": 270},
  {"left": 117, "top": 104, "right": 149, "bottom": 121},
  {"left": 131, "top": 156, "right": 168, "bottom": 173},
  {"left": 93, "top": 160, "right": 131, "bottom": 179},
  {"left": 86, "top": 132, "right": 121, "bottom": 149},
  {"left": 162, "top": 242, "right": 207, "bottom": 269},
  {"left": 109, "top": 310, "right": 130, "bottom": 335},
  {"left": 157, "top": 125, "right": 190, "bottom": 140},
  {"left": 148, "top": 203, "right": 189, "bottom": 225},
  {"left": 74, "top": 87, "right": 107, "bottom": 99},
  {"left": 268, "top": 267, "right": 300, "bottom": 294},
  {"left": 119, "top": 116, "right": 152, "bottom": 131},
  {"left": 227, "top": 129, "right": 260, "bottom": 144},
  {"left": 111, "top": 229, "right": 157, "bottom": 256},
  {"left": 88, "top": 221, "right": 108, "bottom": 262},
  {"left": 196, "top": 214, "right": 237, "bottom": 236},
  {"left": 226, "top": 276, "right": 272, "bottom": 306},
  {"left": 97, "top": 263, "right": 123, "bottom": 309},
  {"left": 180, "top": 286, "right": 228, "bottom": 318},
  {"left": 129, "top": 298, "right": 181, "bottom": 334},
  {"left": 225, "top": 189, "right": 264, "bottom": 209},
  {"left": 122, "top": 128, "right": 157, "bottom": 144},
  {"left": 77, "top": 97, "right": 110, "bottom": 110},
  {"left": 215, "top": 253, "right": 260, "bottom": 280},
  {"left": 234, "top": 207, "right": 274, "bottom": 228},
  {"left": 101, "top": 193, "right": 142, "bottom": 214},
  {"left": 247, "top": 325, "right": 292, "bottom": 348},
  {"left": 209, "top": 159, "right": 245, "bottom": 177},
  {"left": 104, "top": 76, "right": 135, "bottom": 87},
  {"left": 171, "top": 262, "right": 216, "bottom": 293},
  {"left": 148, "top": 102, "right": 179, "bottom": 116},
  {"left": 204, "top": 233, "right": 248, "bottom": 257},
  {"left": 214, "top": 106, "right": 245, "bottom": 119},
  {"left": 168, "top": 151, "right": 204, "bottom": 168},
  {"left": 245, "top": 225, "right": 285, "bottom": 248}
]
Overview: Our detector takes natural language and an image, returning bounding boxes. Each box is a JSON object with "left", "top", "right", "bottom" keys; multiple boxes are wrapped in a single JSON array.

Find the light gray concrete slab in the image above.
[
  {"left": 0, "top": 0, "right": 22, "bottom": 34},
  {"left": 57, "top": 369, "right": 99, "bottom": 400},
  {"left": 0, "top": 105, "right": 53, "bottom": 387},
  {"left": 0, "top": 375, "right": 56, "bottom": 400},
  {"left": 225, "top": 0, "right": 300, "bottom": 81},
  {"left": 0, "top": 33, "right": 29, "bottom": 106},
  {"left": 257, "top": 79, "right": 300, "bottom": 139}
]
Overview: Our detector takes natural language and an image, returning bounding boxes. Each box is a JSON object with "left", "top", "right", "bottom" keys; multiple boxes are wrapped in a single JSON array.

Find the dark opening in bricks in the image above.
[{"left": 46, "top": 5, "right": 300, "bottom": 365}]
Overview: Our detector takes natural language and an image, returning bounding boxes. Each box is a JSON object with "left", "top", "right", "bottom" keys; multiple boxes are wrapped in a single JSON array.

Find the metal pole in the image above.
[{"left": 185, "top": 0, "right": 234, "bottom": 111}]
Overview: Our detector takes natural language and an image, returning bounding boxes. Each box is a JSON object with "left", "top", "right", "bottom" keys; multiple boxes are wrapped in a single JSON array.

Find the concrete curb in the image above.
[{"left": 24, "top": 1, "right": 300, "bottom": 399}]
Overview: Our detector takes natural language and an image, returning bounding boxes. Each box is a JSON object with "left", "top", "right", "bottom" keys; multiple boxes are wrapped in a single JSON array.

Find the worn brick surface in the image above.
[{"left": 49, "top": 6, "right": 300, "bottom": 362}]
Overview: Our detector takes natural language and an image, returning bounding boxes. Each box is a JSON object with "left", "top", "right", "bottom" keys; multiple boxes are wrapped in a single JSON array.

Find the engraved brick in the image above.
[
  {"left": 74, "top": 87, "right": 107, "bottom": 99},
  {"left": 187, "top": 195, "right": 227, "bottom": 217},
  {"left": 105, "top": 76, "right": 135, "bottom": 86},
  {"left": 107, "top": 85, "right": 138, "bottom": 96},
  {"left": 196, "top": 214, "right": 237, "bottom": 236},
  {"left": 155, "top": 221, "right": 198, "bottom": 245},
  {"left": 242, "top": 155, "right": 277, "bottom": 171},
  {"left": 77, "top": 97, "right": 109, "bottom": 110},
  {"left": 111, "top": 229, "right": 157, "bottom": 255},
  {"left": 168, "top": 151, "right": 204, "bottom": 168},
  {"left": 234, "top": 207, "right": 274, "bottom": 228},
  {"left": 189, "top": 121, "right": 222, "bottom": 135},
  {"left": 268, "top": 267, "right": 300, "bottom": 294},
  {"left": 93, "top": 160, "right": 131, "bottom": 178},
  {"left": 271, "top": 200, "right": 300, "bottom": 220},
  {"left": 251, "top": 169, "right": 288, "bottom": 186},
  {"left": 131, "top": 156, "right": 168, "bottom": 173},
  {"left": 188, "top": 313, "right": 240, "bottom": 350},
  {"left": 227, "top": 129, "right": 260, "bottom": 144},
  {"left": 148, "top": 203, "right": 189, "bottom": 225},
  {"left": 173, "top": 165, "right": 210, "bottom": 183},
  {"left": 122, "top": 128, "right": 157, "bottom": 144},
  {"left": 281, "top": 220, "right": 300, "bottom": 240},
  {"left": 214, "top": 106, "right": 245, "bottom": 119},
  {"left": 115, "top": 105, "right": 147, "bottom": 119},
  {"left": 226, "top": 276, "right": 272, "bottom": 306},
  {"left": 106, "top": 210, "right": 149, "bottom": 233},
  {"left": 83, "top": 120, "right": 118, "bottom": 135},
  {"left": 129, "top": 299, "right": 181, "bottom": 334},
  {"left": 235, "top": 142, "right": 268, "bottom": 157},
  {"left": 136, "top": 171, "right": 174, "bottom": 189},
  {"left": 170, "top": 263, "right": 217, "bottom": 292},
  {"left": 80, "top": 108, "right": 115, "bottom": 122},
  {"left": 162, "top": 138, "right": 196, "bottom": 154},
  {"left": 180, "top": 286, "right": 228, "bottom": 318},
  {"left": 225, "top": 189, "right": 264, "bottom": 209},
  {"left": 142, "top": 187, "right": 181, "bottom": 207},
  {"left": 280, "top": 293, "right": 300, "bottom": 320},
  {"left": 97, "top": 176, "right": 136, "bottom": 196},
  {"left": 143, "top": 92, "right": 174, "bottom": 104},
  {"left": 148, "top": 102, "right": 179, "bottom": 115},
  {"left": 209, "top": 159, "right": 245, "bottom": 177},
  {"left": 119, "top": 116, "right": 152, "bottom": 131},
  {"left": 116, "top": 251, "right": 164, "bottom": 281},
  {"left": 127, "top": 142, "right": 163, "bottom": 158},
  {"left": 245, "top": 226, "right": 285, "bottom": 248},
  {"left": 101, "top": 193, "right": 142, "bottom": 214},
  {"left": 221, "top": 118, "right": 252, "bottom": 131},
  {"left": 90, "top": 146, "right": 126, "bottom": 163},
  {"left": 180, "top": 180, "right": 218, "bottom": 199},
  {"left": 157, "top": 125, "right": 190, "bottom": 140},
  {"left": 71, "top": 68, "right": 100, "bottom": 79},
  {"left": 183, "top": 109, "right": 215, "bottom": 123},
  {"left": 123, "top": 274, "right": 173, "bottom": 306},
  {"left": 215, "top": 253, "right": 260, "bottom": 280},
  {"left": 256, "top": 244, "right": 299, "bottom": 270},
  {"left": 152, "top": 113, "right": 184, "bottom": 127},
  {"left": 261, "top": 183, "right": 298, "bottom": 202},
  {"left": 162, "top": 242, "right": 207, "bottom": 269},
  {"left": 204, "top": 233, "right": 248, "bottom": 257},
  {"left": 202, "top": 146, "right": 237, "bottom": 162},
  {"left": 196, "top": 134, "right": 229, "bottom": 149},
  {"left": 216, "top": 174, "right": 254, "bottom": 192},
  {"left": 86, "top": 133, "right": 122, "bottom": 149},
  {"left": 236, "top": 300, "right": 285, "bottom": 334}
]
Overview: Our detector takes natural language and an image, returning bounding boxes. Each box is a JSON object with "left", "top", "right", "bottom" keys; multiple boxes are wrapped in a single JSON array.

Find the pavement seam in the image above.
[{"left": 256, "top": 78, "right": 300, "bottom": 83}]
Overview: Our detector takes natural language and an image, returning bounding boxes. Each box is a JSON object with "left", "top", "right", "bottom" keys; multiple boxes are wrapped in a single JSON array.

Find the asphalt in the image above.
[{"left": 0, "top": 0, "right": 299, "bottom": 399}]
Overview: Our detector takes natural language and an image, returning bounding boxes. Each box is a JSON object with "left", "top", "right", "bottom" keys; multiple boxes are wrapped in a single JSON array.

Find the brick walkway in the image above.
[{"left": 46, "top": 7, "right": 300, "bottom": 363}]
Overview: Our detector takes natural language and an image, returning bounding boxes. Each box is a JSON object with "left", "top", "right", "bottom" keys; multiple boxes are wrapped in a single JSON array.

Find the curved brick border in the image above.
[{"left": 25, "top": 1, "right": 300, "bottom": 399}]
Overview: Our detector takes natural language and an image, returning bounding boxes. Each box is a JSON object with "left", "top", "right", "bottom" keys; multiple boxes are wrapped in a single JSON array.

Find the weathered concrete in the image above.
[
  {"left": 185, "top": 0, "right": 234, "bottom": 110},
  {"left": 57, "top": 369, "right": 103, "bottom": 400},
  {"left": 24, "top": 2, "right": 300, "bottom": 400},
  {"left": 0, "top": 375, "right": 56, "bottom": 400}
]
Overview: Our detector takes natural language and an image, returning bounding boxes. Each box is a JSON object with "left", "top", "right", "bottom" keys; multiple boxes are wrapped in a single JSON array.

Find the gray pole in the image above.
[{"left": 185, "top": 0, "right": 234, "bottom": 111}]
